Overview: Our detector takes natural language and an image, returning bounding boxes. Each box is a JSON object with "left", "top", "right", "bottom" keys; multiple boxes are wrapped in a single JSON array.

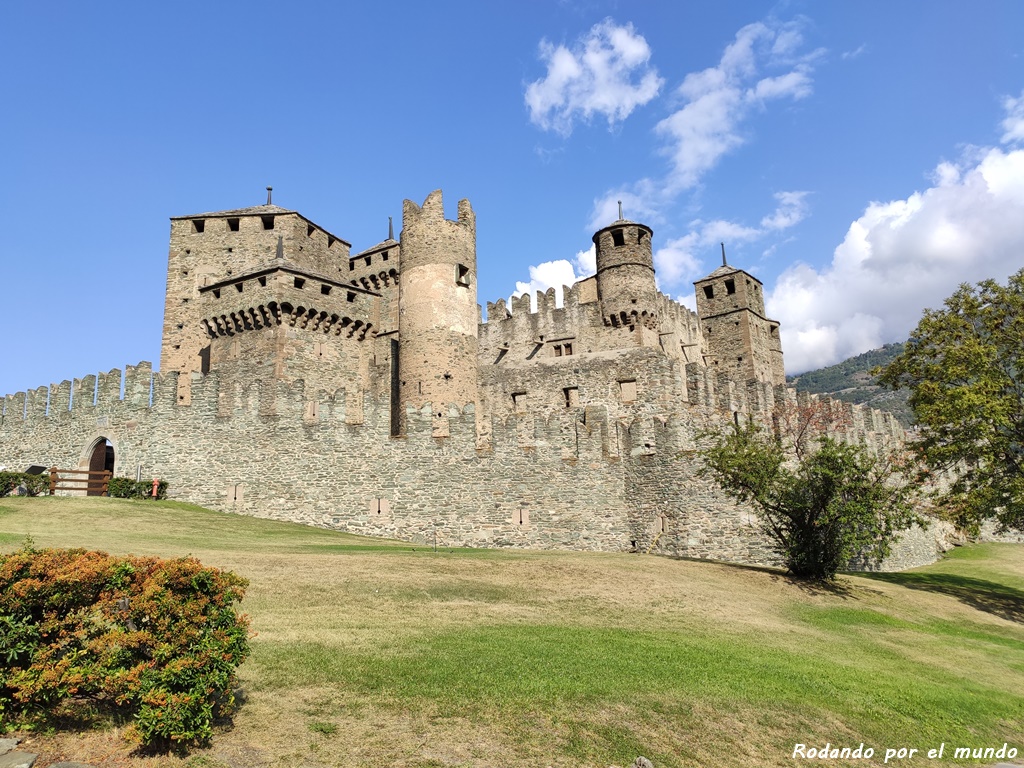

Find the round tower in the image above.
[
  {"left": 397, "top": 189, "right": 478, "bottom": 433},
  {"left": 593, "top": 213, "right": 658, "bottom": 330}
]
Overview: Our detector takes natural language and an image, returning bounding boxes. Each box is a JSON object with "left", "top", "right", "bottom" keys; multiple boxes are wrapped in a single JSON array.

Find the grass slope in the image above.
[{"left": 1, "top": 497, "right": 1022, "bottom": 768}]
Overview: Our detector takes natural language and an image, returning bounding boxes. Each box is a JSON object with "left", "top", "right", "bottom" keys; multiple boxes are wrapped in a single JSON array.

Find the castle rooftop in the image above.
[{"left": 171, "top": 203, "right": 297, "bottom": 219}]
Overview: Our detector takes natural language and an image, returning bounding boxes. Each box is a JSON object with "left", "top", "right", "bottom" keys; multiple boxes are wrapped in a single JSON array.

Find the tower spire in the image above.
[
  {"left": 388, "top": 216, "right": 394, "bottom": 241},
  {"left": 266, "top": 186, "right": 273, "bottom": 205},
  {"left": 721, "top": 242, "right": 727, "bottom": 266},
  {"left": 618, "top": 200, "right": 623, "bottom": 220}
]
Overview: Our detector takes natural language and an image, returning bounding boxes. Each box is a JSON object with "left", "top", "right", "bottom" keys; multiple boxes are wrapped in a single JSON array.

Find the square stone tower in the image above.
[{"left": 694, "top": 261, "right": 784, "bottom": 386}]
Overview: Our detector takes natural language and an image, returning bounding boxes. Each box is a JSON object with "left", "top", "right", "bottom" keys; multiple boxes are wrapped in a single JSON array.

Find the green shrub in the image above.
[
  {"left": 0, "top": 544, "right": 249, "bottom": 748},
  {"left": 0, "top": 472, "right": 49, "bottom": 497},
  {"left": 107, "top": 477, "right": 169, "bottom": 500}
]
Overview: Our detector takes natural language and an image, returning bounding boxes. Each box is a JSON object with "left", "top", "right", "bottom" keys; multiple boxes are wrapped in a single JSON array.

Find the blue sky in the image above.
[{"left": 2, "top": 1, "right": 1023, "bottom": 396}]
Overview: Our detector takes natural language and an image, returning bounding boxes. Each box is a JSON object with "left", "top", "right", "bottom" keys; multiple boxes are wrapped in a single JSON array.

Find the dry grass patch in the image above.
[{"left": 2, "top": 497, "right": 1022, "bottom": 767}]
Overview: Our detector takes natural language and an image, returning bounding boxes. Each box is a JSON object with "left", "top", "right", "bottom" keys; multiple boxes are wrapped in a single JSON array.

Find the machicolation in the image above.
[{"left": 0, "top": 189, "right": 946, "bottom": 569}]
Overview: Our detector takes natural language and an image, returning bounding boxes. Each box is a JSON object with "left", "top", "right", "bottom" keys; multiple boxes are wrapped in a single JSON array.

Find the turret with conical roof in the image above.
[
  {"left": 593, "top": 208, "right": 658, "bottom": 331},
  {"left": 694, "top": 250, "right": 784, "bottom": 386}
]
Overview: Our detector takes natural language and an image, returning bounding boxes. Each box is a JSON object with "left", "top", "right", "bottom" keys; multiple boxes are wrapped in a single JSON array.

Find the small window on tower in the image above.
[
  {"left": 191, "top": 219, "right": 205, "bottom": 233},
  {"left": 307, "top": 224, "right": 316, "bottom": 237},
  {"left": 638, "top": 230, "right": 648, "bottom": 243},
  {"left": 703, "top": 285, "right": 714, "bottom": 300},
  {"left": 612, "top": 229, "right": 625, "bottom": 247},
  {"left": 227, "top": 217, "right": 240, "bottom": 231},
  {"left": 725, "top": 279, "right": 736, "bottom": 295},
  {"left": 512, "top": 392, "right": 527, "bottom": 412},
  {"left": 293, "top": 277, "right": 305, "bottom": 289},
  {"left": 321, "top": 284, "right": 332, "bottom": 295},
  {"left": 456, "top": 264, "right": 471, "bottom": 287},
  {"left": 563, "top": 342, "right": 573, "bottom": 356},
  {"left": 563, "top": 387, "right": 579, "bottom": 407},
  {"left": 261, "top": 215, "right": 275, "bottom": 230}
]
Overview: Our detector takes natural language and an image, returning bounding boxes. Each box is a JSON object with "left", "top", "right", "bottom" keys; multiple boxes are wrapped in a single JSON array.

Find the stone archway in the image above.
[{"left": 85, "top": 437, "right": 115, "bottom": 496}]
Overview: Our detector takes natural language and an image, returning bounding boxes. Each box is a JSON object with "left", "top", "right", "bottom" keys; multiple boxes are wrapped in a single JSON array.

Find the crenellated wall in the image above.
[
  {"left": 0, "top": 189, "right": 956, "bottom": 571},
  {"left": 0, "top": 357, "right": 927, "bottom": 565}
]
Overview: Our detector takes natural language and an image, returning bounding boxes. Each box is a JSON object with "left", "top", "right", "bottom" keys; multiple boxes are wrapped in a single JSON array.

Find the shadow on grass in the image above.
[{"left": 859, "top": 572, "right": 1024, "bottom": 623}]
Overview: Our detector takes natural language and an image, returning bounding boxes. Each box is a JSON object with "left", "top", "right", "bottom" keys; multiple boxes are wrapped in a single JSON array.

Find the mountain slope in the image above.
[{"left": 788, "top": 343, "right": 914, "bottom": 427}]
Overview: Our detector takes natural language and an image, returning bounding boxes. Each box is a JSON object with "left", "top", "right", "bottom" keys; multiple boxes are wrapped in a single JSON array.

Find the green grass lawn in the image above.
[{"left": 1, "top": 496, "right": 1022, "bottom": 768}]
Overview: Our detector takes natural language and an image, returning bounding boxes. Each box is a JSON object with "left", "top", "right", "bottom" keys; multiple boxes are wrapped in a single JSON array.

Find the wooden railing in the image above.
[{"left": 48, "top": 468, "right": 112, "bottom": 496}]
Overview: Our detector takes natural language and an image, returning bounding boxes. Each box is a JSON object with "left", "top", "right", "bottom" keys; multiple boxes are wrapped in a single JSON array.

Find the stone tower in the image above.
[
  {"left": 160, "top": 202, "right": 354, "bottom": 370},
  {"left": 593, "top": 215, "right": 658, "bottom": 331},
  {"left": 694, "top": 256, "right": 784, "bottom": 386},
  {"left": 397, "top": 190, "right": 478, "bottom": 435}
]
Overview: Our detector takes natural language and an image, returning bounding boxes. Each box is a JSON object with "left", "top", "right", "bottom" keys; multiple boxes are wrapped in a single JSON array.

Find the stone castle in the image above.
[{"left": 1, "top": 189, "right": 937, "bottom": 568}]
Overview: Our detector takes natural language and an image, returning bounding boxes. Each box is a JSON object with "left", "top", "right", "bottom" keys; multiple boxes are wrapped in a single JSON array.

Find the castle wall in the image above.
[
  {"left": 0, "top": 191, "right": 962, "bottom": 573},
  {"left": 0, "top": 358, "right": 915, "bottom": 569}
]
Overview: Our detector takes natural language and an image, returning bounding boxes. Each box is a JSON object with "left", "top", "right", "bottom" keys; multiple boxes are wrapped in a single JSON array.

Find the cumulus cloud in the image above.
[
  {"left": 1001, "top": 89, "right": 1024, "bottom": 144},
  {"left": 588, "top": 19, "right": 821, "bottom": 227},
  {"left": 653, "top": 190, "right": 810, "bottom": 289},
  {"left": 768, "top": 143, "right": 1024, "bottom": 374},
  {"left": 525, "top": 19, "right": 664, "bottom": 136},
  {"left": 511, "top": 246, "right": 597, "bottom": 310},
  {"left": 654, "top": 20, "right": 821, "bottom": 193}
]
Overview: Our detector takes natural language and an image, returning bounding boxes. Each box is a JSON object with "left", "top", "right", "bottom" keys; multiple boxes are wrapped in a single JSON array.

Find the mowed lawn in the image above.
[{"left": 1, "top": 497, "right": 1022, "bottom": 768}]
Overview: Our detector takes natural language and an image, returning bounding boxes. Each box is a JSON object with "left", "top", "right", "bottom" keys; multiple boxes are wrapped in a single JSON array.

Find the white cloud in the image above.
[
  {"left": 768, "top": 143, "right": 1024, "bottom": 374},
  {"left": 1001, "top": 89, "right": 1024, "bottom": 145},
  {"left": 652, "top": 190, "right": 810, "bottom": 289},
  {"left": 587, "top": 19, "right": 821, "bottom": 228},
  {"left": 525, "top": 19, "right": 664, "bottom": 136},
  {"left": 760, "top": 191, "right": 810, "bottom": 230},
  {"left": 841, "top": 44, "right": 867, "bottom": 61},
  {"left": 654, "top": 20, "right": 821, "bottom": 194},
  {"left": 511, "top": 246, "right": 597, "bottom": 310}
]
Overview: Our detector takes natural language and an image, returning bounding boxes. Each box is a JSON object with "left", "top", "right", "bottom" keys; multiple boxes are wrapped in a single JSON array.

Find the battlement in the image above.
[{"left": 0, "top": 187, "right": 935, "bottom": 569}]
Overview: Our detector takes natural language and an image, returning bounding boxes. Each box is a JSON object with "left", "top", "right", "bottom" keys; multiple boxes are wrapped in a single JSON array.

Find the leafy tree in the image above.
[
  {"left": 699, "top": 402, "right": 919, "bottom": 580},
  {"left": 878, "top": 270, "right": 1024, "bottom": 533}
]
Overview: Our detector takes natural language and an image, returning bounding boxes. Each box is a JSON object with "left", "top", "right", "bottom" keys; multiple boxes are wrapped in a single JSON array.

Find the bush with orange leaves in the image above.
[{"left": 0, "top": 541, "right": 250, "bottom": 748}]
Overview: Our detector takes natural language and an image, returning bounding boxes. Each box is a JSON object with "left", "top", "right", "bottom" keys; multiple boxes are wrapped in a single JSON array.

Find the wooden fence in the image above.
[{"left": 48, "top": 468, "right": 112, "bottom": 496}]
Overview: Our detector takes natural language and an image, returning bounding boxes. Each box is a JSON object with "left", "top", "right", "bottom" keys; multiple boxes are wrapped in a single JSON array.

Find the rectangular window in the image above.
[
  {"left": 227, "top": 217, "right": 240, "bottom": 231},
  {"left": 261, "top": 215, "right": 275, "bottom": 230},
  {"left": 703, "top": 285, "right": 714, "bottom": 299},
  {"left": 563, "top": 387, "right": 579, "bottom": 408},
  {"left": 293, "top": 277, "right": 305, "bottom": 289},
  {"left": 612, "top": 229, "right": 625, "bottom": 247},
  {"left": 321, "top": 284, "right": 332, "bottom": 295},
  {"left": 456, "top": 264, "right": 471, "bottom": 287},
  {"left": 552, "top": 344, "right": 563, "bottom": 357},
  {"left": 619, "top": 379, "right": 637, "bottom": 403},
  {"left": 307, "top": 224, "right": 316, "bottom": 237},
  {"left": 725, "top": 279, "right": 736, "bottom": 295},
  {"left": 563, "top": 342, "right": 573, "bottom": 356},
  {"left": 512, "top": 392, "right": 527, "bottom": 412},
  {"left": 191, "top": 219, "right": 205, "bottom": 233}
]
